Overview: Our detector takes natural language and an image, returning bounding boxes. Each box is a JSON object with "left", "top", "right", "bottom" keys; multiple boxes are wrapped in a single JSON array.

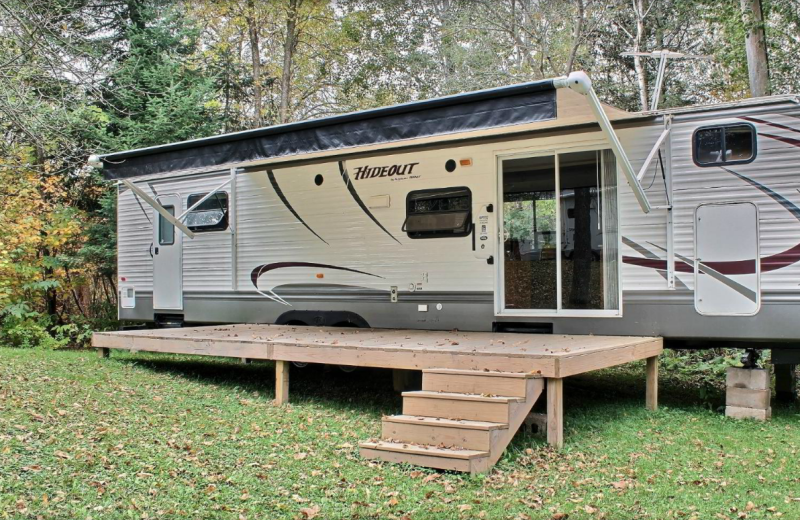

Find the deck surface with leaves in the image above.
[{"left": 0, "top": 348, "right": 798, "bottom": 520}]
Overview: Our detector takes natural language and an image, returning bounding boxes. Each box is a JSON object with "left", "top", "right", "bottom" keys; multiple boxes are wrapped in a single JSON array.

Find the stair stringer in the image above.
[{"left": 473, "top": 377, "right": 545, "bottom": 473}]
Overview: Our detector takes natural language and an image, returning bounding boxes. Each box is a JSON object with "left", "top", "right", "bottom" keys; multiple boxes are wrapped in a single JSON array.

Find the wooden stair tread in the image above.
[
  {"left": 359, "top": 441, "right": 488, "bottom": 460},
  {"left": 383, "top": 414, "right": 507, "bottom": 430},
  {"left": 424, "top": 368, "right": 542, "bottom": 379},
  {"left": 401, "top": 390, "right": 525, "bottom": 403}
]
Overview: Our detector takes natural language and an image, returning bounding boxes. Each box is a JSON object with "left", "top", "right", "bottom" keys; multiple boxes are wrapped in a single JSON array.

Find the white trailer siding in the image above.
[{"left": 117, "top": 185, "right": 154, "bottom": 292}]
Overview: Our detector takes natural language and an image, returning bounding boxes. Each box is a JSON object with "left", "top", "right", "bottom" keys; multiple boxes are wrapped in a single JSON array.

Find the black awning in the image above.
[{"left": 100, "top": 79, "right": 556, "bottom": 179}]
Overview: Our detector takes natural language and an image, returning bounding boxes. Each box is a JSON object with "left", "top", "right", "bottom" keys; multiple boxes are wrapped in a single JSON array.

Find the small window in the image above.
[
  {"left": 185, "top": 192, "right": 228, "bottom": 232},
  {"left": 403, "top": 187, "right": 472, "bottom": 239},
  {"left": 693, "top": 124, "right": 756, "bottom": 166},
  {"left": 159, "top": 205, "right": 175, "bottom": 245}
]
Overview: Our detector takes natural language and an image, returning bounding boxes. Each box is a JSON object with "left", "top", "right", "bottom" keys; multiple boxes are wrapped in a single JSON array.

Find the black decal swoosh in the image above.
[
  {"left": 739, "top": 116, "right": 800, "bottom": 135},
  {"left": 251, "top": 262, "right": 384, "bottom": 288},
  {"left": 759, "top": 132, "right": 800, "bottom": 149},
  {"left": 267, "top": 169, "right": 328, "bottom": 245},
  {"left": 339, "top": 161, "right": 402, "bottom": 244},
  {"left": 721, "top": 167, "right": 800, "bottom": 221}
]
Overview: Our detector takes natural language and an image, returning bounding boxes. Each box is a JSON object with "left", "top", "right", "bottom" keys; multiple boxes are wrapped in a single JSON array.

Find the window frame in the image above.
[
  {"left": 692, "top": 122, "right": 757, "bottom": 167},
  {"left": 403, "top": 186, "right": 473, "bottom": 239},
  {"left": 158, "top": 205, "right": 175, "bottom": 245},
  {"left": 185, "top": 191, "right": 229, "bottom": 232}
]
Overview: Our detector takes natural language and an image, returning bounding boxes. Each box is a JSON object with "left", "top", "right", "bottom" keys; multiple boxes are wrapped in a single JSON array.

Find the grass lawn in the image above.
[{"left": 1, "top": 347, "right": 798, "bottom": 520}]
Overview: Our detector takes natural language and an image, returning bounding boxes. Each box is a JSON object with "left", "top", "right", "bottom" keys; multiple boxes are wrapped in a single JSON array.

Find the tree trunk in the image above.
[
  {"left": 633, "top": 0, "right": 649, "bottom": 111},
  {"left": 246, "top": 0, "right": 262, "bottom": 127},
  {"left": 565, "top": 0, "right": 585, "bottom": 74},
  {"left": 511, "top": 0, "right": 518, "bottom": 69},
  {"left": 279, "top": 0, "right": 299, "bottom": 124},
  {"left": 569, "top": 187, "right": 593, "bottom": 309},
  {"left": 741, "top": 0, "right": 770, "bottom": 97}
]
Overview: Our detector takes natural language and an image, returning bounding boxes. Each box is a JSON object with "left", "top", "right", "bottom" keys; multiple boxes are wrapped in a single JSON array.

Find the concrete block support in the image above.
[{"left": 725, "top": 367, "right": 771, "bottom": 421}]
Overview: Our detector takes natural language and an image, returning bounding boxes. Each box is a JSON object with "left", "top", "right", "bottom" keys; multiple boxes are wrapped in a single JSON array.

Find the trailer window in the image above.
[
  {"left": 404, "top": 187, "right": 472, "bottom": 239},
  {"left": 158, "top": 206, "right": 175, "bottom": 245},
  {"left": 693, "top": 124, "right": 756, "bottom": 166},
  {"left": 185, "top": 192, "right": 229, "bottom": 232}
]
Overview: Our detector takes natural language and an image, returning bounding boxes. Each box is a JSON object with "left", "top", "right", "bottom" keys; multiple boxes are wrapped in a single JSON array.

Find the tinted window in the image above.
[
  {"left": 159, "top": 205, "right": 175, "bottom": 245},
  {"left": 695, "top": 127, "right": 724, "bottom": 164},
  {"left": 186, "top": 192, "right": 228, "bottom": 232},
  {"left": 404, "top": 187, "right": 472, "bottom": 239},
  {"left": 725, "top": 125, "right": 755, "bottom": 162},
  {"left": 694, "top": 124, "right": 756, "bottom": 166}
]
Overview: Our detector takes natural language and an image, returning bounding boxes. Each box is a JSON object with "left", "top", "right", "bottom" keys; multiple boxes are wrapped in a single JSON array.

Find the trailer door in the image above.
[
  {"left": 695, "top": 202, "right": 760, "bottom": 316},
  {"left": 152, "top": 194, "right": 183, "bottom": 311}
]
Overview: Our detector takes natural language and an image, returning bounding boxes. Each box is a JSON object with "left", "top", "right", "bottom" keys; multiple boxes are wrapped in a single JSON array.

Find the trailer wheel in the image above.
[
  {"left": 284, "top": 319, "right": 308, "bottom": 327},
  {"left": 332, "top": 321, "right": 359, "bottom": 372},
  {"left": 280, "top": 320, "right": 309, "bottom": 367}
]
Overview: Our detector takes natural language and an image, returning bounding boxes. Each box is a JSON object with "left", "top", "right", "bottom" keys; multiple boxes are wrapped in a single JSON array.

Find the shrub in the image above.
[{"left": 0, "top": 303, "right": 71, "bottom": 349}]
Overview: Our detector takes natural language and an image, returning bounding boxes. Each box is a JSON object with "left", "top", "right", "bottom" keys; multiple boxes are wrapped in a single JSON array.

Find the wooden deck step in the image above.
[
  {"left": 383, "top": 415, "right": 506, "bottom": 430},
  {"left": 401, "top": 390, "right": 524, "bottom": 423},
  {"left": 382, "top": 415, "right": 506, "bottom": 451},
  {"left": 423, "top": 368, "right": 541, "bottom": 378},
  {"left": 400, "top": 391, "right": 525, "bottom": 402},
  {"left": 422, "top": 368, "right": 540, "bottom": 397},
  {"left": 359, "top": 440, "right": 490, "bottom": 473}
]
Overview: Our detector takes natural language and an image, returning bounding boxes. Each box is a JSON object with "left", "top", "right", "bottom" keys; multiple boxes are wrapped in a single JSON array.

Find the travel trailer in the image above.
[{"left": 93, "top": 72, "right": 800, "bottom": 346}]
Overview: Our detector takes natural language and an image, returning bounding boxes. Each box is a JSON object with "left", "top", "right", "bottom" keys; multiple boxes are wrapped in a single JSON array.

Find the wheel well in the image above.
[{"left": 275, "top": 310, "right": 369, "bottom": 328}]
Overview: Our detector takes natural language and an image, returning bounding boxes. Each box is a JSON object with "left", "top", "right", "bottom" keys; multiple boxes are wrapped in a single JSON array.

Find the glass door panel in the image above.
[
  {"left": 559, "top": 151, "right": 604, "bottom": 310},
  {"left": 502, "top": 155, "right": 557, "bottom": 310}
]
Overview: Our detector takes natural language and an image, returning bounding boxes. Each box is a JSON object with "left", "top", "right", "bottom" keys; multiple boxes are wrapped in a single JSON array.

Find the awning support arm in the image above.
[
  {"left": 120, "top": 179, "right": 196, "bottom": 239},
  {"left": 636, "top": 126, "right": 671, "bottom": 184},
  {"left": 553, "top": 71, "right": 652, "bottom": 214},
  {"left": 176, "top": 177, "right": 233, "bottom": 221}
]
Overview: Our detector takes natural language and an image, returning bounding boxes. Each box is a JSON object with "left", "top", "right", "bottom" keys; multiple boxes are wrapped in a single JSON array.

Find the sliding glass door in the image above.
[{"left": 499, "top": 149, "right": 620, "bottom": 315}]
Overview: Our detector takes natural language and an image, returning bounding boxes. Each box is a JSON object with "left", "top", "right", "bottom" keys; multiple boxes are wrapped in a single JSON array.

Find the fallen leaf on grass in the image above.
[
  {"left": 294, "top": 452, "right": 308, "bottom": 460},
  {"left": 610, "top": 480, "right": 629, "bottom": 490},
  {"left": 300, "top": 505, "right": 320, "bottom": 519},
  {"left": 54, "top": 450, "right": 71, "bottom": 460}
]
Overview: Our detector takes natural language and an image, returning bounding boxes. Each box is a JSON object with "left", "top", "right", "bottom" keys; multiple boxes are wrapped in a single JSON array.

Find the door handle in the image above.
[{"left": 154, "top": 247, "right": 159, "bottom": 255}]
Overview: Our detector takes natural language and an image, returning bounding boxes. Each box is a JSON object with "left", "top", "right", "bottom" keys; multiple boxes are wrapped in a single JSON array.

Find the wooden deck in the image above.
[
  {"left": 93, "top": 324, "right": 661, "bottom": 377},
  {"left": 93, "top": 324, "right": 662, "bottom": 473}
]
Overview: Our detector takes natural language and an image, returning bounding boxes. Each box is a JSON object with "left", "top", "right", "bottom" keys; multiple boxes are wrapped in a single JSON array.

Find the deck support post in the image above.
[
  {"left": 275, "top": 361, "right": 289, "bottom": 405},
  {"left": 97, "top": 347, "right": 110, "bottom": 359},
  {"left": 393, "top": 369, "right": 410, "bottom": 392},
  {"left": 546, "top": 378, "right": 563, "bottom": 449},
  {"left": 646, "top": 356, "right": 659, "bottom": 411}
]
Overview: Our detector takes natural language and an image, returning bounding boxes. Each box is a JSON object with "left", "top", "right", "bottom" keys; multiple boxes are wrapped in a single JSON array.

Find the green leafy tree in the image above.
[{"left": 97, "top": 2, "right": 224, "bottom": 152}]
